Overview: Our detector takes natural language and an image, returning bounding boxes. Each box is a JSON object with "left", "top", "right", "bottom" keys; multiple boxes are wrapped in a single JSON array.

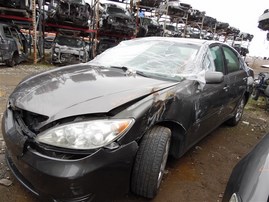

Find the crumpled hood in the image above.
[{"left": 10, "top": 64, "right": 176, "bottom": 122}]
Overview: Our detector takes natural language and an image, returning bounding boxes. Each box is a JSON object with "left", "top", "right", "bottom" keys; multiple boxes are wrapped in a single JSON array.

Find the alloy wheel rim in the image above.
[
  {"left": 235, "top": 99, "right": 244, "bottom": 122},
  {"left": 157, "top": 139, "right": 170, "bottom": 188}
]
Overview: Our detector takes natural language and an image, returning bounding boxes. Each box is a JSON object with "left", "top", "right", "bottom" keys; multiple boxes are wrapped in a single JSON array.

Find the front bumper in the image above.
[{"left": 2, "top": 109, "right": 138, "bottom": 202}]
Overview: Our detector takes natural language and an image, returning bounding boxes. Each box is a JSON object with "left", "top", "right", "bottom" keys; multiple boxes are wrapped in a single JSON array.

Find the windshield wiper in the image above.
[{"left": 110, "top": 66, "right": 149, "bottom": 77}]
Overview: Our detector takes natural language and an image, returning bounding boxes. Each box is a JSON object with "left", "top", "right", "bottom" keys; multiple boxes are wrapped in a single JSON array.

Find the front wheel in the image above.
[
  {"left": 226, "top": 97, "right": 245, "bottom": 126},
  {"left": 6, "top": 53, "right": 19, "bottom": 67},
  {"left": 131, "top": 126, "right": 171, "bottom": 199}
]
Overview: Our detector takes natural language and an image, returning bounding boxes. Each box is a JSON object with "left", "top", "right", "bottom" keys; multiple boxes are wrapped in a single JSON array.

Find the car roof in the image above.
[
  {"left": 0, "top": 23, "right": 12, "bottom": 27},
  {"left": 132, "top": 37, "right": 218, "bottom": 46}
]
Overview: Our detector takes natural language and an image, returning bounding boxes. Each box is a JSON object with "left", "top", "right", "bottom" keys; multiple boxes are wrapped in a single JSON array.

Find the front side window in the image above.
[
  {"left": 210, "top": 45, "right": 224, "bottom": 73},
  {"left": 55, "top": 36, "right": 84, "bottom": 48},
  {"left": 223, "top": 46, "right": 240, "bottom": 73},
  {"left": 203, "top": 50, "right": 215, "bottom": 71}
]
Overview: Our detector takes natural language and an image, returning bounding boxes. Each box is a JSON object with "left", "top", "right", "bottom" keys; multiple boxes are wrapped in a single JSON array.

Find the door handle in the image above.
[{"left": 223, "top": 86, "right": 229, "bottom": 92}]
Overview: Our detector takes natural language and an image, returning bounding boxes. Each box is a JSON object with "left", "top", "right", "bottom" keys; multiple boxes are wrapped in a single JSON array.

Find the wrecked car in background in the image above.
[
  {"left": 0, "top": 23, "right": 29, "bottom": 66},
  {"left": 137, "top": 17, "right": 163, "bottom": 37},
  {"left": 188, "top": 9, "right": 205, "bottom": 22},
  {"left": 96, "top": 37, "right": 119, "bottom": 55},
  {"left": 47, "top": 0, "right": 91, "bottom": 27},
  {"left": 2, "top": 37, "right": 253, "bottom": 202},
  {"left": 258, "top": 9, "right": 269, "bottom": 31},
  {"left": 163, "top": 24, "right": 181, "bottom": 37},
  {"left": 138, "top": 0, "right": 162, "bottom": 7},
  {"left": 99, "top": 3, "right": 136, "bottom": 35},
  {"left": 44, "top": 35, "right": 55, "bottom": 49},
  {"left": 51, "top": 34, "right": 89, "bottom": 65},
  {"left": 167, "top": 0, "right": 191, "bottom": 17},
  {"left": 0, "top": 0, "right": 32, "bottom": 12}
]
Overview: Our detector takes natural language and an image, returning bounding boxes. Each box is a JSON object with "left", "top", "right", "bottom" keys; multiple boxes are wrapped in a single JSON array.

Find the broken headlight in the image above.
[{"left": 36, "top": 119, "right": 134, "bottom": 150}]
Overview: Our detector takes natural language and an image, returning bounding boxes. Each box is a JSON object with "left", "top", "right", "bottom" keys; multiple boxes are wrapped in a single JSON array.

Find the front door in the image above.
[{"left": 187, "top": 44, "right": 229, "bottom": 146}]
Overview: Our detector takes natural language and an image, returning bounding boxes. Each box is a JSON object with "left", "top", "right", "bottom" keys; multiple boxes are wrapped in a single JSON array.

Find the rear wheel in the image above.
[
  {"left": 226, "top": 97, "right": 245, "bottom": 126},
  {"left": 6, "top": 53, "right": 18, "bottom": 67},
  {"left": 131, "top": 126, "right": 171, "bottom": 198}
]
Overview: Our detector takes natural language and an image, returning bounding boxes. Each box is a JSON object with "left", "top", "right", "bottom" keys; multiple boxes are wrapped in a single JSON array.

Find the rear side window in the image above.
[
  {"left": 223, "top": 46, "right": 240, "bottom": 73},
  {"left": 210, "top": 45, "right": 224, "bottom": 73},
  {"left": 3, "top": 26, "right": 12, "bottom": 38}
]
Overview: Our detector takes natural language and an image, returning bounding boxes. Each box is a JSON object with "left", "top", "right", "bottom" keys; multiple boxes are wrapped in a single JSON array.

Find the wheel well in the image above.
[
  {"left": 14, "top": 51, "right": 20, "bottom": 63},
  {"left": 158, "top": 121, "right": 186, "bottom": 159},
  {"left": 244, "top": 91, "right": 250, "bottom": 104}
]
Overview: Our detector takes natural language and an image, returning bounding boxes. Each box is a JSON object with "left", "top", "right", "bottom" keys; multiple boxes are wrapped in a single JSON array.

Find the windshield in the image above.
[
  {"left": 107, "top": 6, "right": 126, "bottom": 15},
  {"left": 55, "top": 36, "right": 84, "bottom": 48},
  {"left": 90, "top": 38, "right": 201, "bottom": 81},
  {"left": 68, "top": 0, "right": 85, "bottom": 4},
  {"left": 142, "top": 18, "right": 158, "bottom": 26},
  {"left": 166, "top": 25, "right": 176, "bottom": 31}
]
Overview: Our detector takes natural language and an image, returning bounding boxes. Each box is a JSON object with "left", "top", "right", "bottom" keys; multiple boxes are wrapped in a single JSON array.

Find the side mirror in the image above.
[{"left": 205, "top": 71, "right": 224, "bottom": 84}]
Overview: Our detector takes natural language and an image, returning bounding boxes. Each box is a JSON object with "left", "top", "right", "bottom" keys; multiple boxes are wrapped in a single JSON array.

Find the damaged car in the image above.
[
  {"left": 163, "top": 23, "right": 181, "bottom": 37},
  {"left": 138, "top": 0, "right": 163, "bottom": 8},
  {"left": 258, "top": 9, "right": 269, "bottom": 31},
  {"left": 51, "top": 34, "right": 89, "bottom": 65},
  {"left": 96, "top": 37, "right": 119, "bottom": 55},
  {"left": 137, "top": 17, "right": 163, "bottom": 37},
  {"left": 167, "top": 0, "right": 191, "bottom": 17},
  {"left": 3, "top": 37, "right": 253, "bottom": 202},
  {"left": 99, "top": 3, "right": 136, "bottom": 35},
  {"left": 0, "top": 0, "right": 32, "bottom": 12},
  {"left": 223, "top": 133, "right": 269, "bottom": 202},
  {"left": 0, "top": 23, "right": 29, "bottom": 67},
  {"left": 47, "top": 0, "right": 91, "bottom": 27}
]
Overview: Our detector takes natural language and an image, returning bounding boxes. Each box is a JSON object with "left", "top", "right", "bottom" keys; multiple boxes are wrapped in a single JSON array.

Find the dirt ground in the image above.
[{"left": 0, "top": 58, "right": 269, "bottom": 202}]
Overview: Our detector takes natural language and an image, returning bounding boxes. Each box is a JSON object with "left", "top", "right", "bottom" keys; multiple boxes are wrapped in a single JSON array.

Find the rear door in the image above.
[{"left": 221, "top": 45, "right": 247, "bottom": 117}]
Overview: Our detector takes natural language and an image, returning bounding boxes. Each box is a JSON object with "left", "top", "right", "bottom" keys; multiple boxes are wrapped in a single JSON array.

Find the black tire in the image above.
[
  {"left": 266, "top": 97, "right": 269, "bottom": 110},
  {"left": 6, "top": 53, "right": 18, "bottom": 67},
  {"left": 6, "top": 59, "right": 15, "bottom": 67},
  {"left": 131, "top": 126, "right": 171, "bottom": 198},
  {"left": 226, "top": 97, "right": 245, "bottom": 126}
]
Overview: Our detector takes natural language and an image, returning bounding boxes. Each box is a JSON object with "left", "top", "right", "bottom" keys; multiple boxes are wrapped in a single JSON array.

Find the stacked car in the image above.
[
  {"left": 137, "top": 17, "right": 164, "bottom": 37},
  {"left": 99, "top": 3, "right": 136, "bottom": 35},
  {"left": 51, "top": 33, "right": 89, "bottom": 65},
  {"left": 166, "top": 0, "right": 191, "bottom": 17},
  {"left": 258, "top": 9, "right": 269, "bottom": 31},
  {"left": 0, "top": 0, "right": 32, "bottom": 13},
  {"left": 0, "top": 0, "right": 255, "bottom": 67},
  {"left": 46, "top": 0, "right": 91, "bottom": 28},
  {"left": 0, "top": 23, "right": 29, "bottom": 66}
]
